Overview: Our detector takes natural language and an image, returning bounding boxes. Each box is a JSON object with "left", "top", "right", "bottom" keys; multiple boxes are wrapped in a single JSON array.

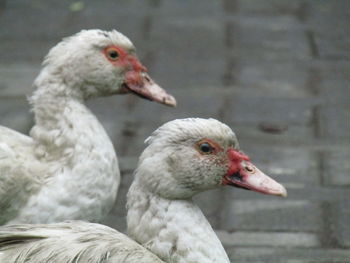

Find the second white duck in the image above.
[{"left": 0, "top": 118, "right": 286, "bottom": 263}]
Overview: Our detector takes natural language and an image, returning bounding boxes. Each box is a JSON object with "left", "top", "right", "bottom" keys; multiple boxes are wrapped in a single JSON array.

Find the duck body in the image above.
[{"left": 0, "top": 29, "right": 176, "bottom": 225}]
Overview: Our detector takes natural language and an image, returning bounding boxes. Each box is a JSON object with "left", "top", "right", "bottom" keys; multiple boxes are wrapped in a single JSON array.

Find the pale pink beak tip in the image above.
[{"left": 278, "top": 186, "right": 288, "bottom": 198}]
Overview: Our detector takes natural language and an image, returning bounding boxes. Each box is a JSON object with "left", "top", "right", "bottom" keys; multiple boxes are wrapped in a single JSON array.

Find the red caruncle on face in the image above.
[
  {"left": 222, "top": 149, "right": 250, "bottom": 185},
  {"left": 103, "top": 45, "right": 147, "bottom": 73}
]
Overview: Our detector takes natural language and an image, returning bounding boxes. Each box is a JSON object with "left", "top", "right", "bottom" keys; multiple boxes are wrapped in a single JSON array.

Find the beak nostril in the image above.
[
  {"left": 245, "top": 165, "right": 255, "bottom": 173},
  {"left": 142, "top": 73, "right": 151, "bottom": 82}
]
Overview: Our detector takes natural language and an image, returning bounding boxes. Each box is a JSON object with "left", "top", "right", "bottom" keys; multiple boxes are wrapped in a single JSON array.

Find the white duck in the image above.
[
  {"left": 0, "top": 29, "right": 176, "bottom": 225},
  {"left": 0, "top": 118, "right": 286, "bottom": 263}
]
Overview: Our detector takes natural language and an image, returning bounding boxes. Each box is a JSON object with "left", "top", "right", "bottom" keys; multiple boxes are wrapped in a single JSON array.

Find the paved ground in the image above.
[{"left": 1, "top": 0, "right": 350, "bottom": 262}]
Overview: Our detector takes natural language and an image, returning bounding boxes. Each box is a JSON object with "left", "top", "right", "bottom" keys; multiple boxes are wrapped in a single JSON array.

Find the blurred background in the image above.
[{"left": 0, "top": 0, "right": 350, "bottom": 262}]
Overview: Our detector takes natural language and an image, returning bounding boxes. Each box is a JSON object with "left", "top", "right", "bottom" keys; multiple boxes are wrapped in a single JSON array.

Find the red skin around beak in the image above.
[
  {"left": 103, "top": 45, "right": 176, "bottom": 107},
  {"left": 222, "top": 149, "right": 287, "bottom": 197}
]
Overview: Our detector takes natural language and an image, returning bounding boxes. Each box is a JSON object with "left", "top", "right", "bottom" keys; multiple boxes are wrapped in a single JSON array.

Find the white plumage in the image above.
[
  {"left": 0, "top": 221, "right": 165, "bottom": 263},
  {"left": 0, "top": 118, "right": 287, "bottom": 263},
  {"left": 0, "top": 29, "right": 176, "bottom": 225}
]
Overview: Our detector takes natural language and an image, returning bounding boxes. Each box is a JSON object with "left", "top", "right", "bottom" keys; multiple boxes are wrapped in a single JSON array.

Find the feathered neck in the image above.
[
  {"left": 30, "top": 67, "right": 83, "bottom": 123},
  {"left": 127, "top": 174, "right": 230, "bottom": 263},
  {"left": 10, "top": 64, "right": 120, "bottom": 224},
  {"left": 28, "top": 66, "right": 114, "bottom": 165}
]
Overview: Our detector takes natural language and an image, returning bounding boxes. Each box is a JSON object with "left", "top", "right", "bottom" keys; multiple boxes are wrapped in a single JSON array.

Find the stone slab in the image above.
[
  {"left": 0, "top": 1, "right": 150, "bottom": 63},
  {"left": 230, "top": 123, "right": 315, "bottom": 145},
  {"left": 323, "top": 149, "right": 350, "bottom": 187},
  {"left": 0, "top": 98, "right": 33, "bottom": 133},
  {"left": 150, "top": 16, "right": 226, "bottom": 90},
  {"left": 237, "top": 0, "right": 304, "bottom": 16},
  {"left": 0, "top": 0, "right": 150, "bottom": 41},
  {"left": 217, "top": 231, "right": 320, "bottom": 248},
  {"left": 0, "top": 63, "right": 39, "bottom": 97},
  {"left": 226, "top": 247, "right": 350, "bottom": 263},
  {"left": 160, "top": 0, "right": 223, "bottom": 17},
  {"left": 234, "top": 61, "right": 312, "bottom": 98},
  {"left": 226, "top": 96, "right": 317, "bottom": 126},
  {"left": 220, "top": 199, "right": 322, "bottom": 232},
  {"left": 332, "top": 200, "right": 350, "bottom": 247},
  {"left": 307, "top": 0, "right": 350, "bottom": 60},
  {"left": 314, "top": 35, "right": 350, "bottom": 60},
  {"left": 316, "top": 61, "right": 350, "bottom": 105},
  {"left": 319, "top": 105, "right": 350, "bottom": 140},
  {"left": 0, "top": 40, "right": 55, "bottom": 63},
  {"left": 234, "top": 16, "right": 310, "bottom": 61}
]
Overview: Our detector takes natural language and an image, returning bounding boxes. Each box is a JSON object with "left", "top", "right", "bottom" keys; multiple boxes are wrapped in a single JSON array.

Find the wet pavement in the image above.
[{"left": 0, "top": 0, "right": 350, "bottom": 262}]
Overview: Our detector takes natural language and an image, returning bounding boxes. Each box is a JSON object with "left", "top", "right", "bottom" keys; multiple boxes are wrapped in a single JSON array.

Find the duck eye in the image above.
[
  {"left": 199, "top": 142, "right": 213, "bottom": 154},
  {"left": 106, "top": 48, "right": 119, "bottom": 61}
]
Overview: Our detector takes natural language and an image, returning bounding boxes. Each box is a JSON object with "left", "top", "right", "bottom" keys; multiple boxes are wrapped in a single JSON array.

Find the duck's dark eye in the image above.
[
  {"left": 199, "top": 142, "right": 213, "bottom": 154},
  {"left": 104, "top": 47, "right": 120, "bottom": 61},
  {"left": 108, "top": 50, "right": 119, "bottom": 60}
]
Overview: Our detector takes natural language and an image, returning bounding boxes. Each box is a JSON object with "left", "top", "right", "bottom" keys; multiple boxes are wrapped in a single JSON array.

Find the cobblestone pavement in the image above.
[{"left": 1, "top": 0, "right": 350, "bottom": 262}]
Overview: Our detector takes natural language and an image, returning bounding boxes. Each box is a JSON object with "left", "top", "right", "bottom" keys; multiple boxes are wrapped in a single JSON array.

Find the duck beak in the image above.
[
  {"left": 122, "top": 71, "right": 176, "bottom": 107},
  {"left": 222, "top": 149, "right": 287, "bottom": 197}
]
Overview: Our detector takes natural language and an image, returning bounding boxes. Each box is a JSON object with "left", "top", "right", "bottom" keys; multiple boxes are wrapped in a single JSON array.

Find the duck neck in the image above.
[
  {"left": 127, "top": 178, "right": 230, "bottom": 263},
  {"left": 29, "top": 68, "right": 113, "bottom": 163},
  {"left": 30, "top": 68, "right": 84, "bottom": 131},
  {"left": 21, "top": 68, "right": 119, "bottom": 223}
]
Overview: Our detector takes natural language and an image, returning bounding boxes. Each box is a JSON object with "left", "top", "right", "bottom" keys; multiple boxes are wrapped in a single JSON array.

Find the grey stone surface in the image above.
[
  {"left": 332, "top": 200, "right": 350, "bottom": 248},
  {"left": 234, "top": 61, "right": 312, "bottom": 98},
  {"left": 323, "top": 150, "right": 350, "bottom": 187},
  {"left": 150, "top": 17, "right": 227, "bottom": 90},
  {"left": 307, "top": 1, "right": 350, "bottom": 60},
  {"left": 226, "top": 247, "right": 350, "bottom": 263},
  {"left": 1, "top": 0, "right": 350, "bottom": 262},
  {"left": 160, "top": 0, "right": 223, "bottom": 17},
  {"left": 233, "top": 16, "right": 310, "bottom": 61},
  {"left": 220, "top": 199, "right": 322, "bottom": 232},
  {"left": 227, "top": 96, "right": 316, "bottom": 125},
  {"left": 320, "top": 105, "right": 350, "bottom": 140},
  {"left": 217, "top": 230, "right": 320, "bottom": 248},
  {"left": 237, "top": 0, "right": 304, "bottom": 15},
  {"left": 0, "top": 63, "right": 38, "bottom": 96},
  {"left": 0, "top": 98, "right": 33, "bottom": 133}
]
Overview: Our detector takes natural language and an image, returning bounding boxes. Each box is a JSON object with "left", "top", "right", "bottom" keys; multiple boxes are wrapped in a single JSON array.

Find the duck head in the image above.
[
  {"left": 41, "top": 29, "right": 176, "bottom": 106},
  {"left": 137, "top": 118, "right": 287, "bottom": 199}
]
